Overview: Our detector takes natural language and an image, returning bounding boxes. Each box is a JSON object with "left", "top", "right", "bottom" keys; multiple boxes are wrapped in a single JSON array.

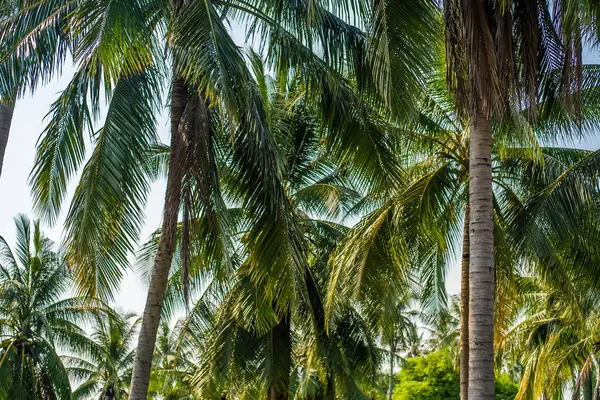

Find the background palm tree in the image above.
[
  {"left": 135, "top": 66, "right": 389, "bottom": 399},
  {"left": 67, "top": 311, "right": 140, "bottom": 400},
  {"left": 380, "top": 299, "right": 420, "bottom": 400},
  {"left": 497, "top": 275, "right": 600, "bottom": 400},
  {"left": 147, "top": 322, "right": 195, "bottom": 400},
  {"left": 0, "top": 214, "right": 99, "bottom": 399}
]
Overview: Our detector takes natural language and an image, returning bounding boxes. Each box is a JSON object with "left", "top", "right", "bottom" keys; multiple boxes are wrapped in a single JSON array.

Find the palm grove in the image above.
[{"left": 1, "top": 0, "right": 600, "bottom": 399}]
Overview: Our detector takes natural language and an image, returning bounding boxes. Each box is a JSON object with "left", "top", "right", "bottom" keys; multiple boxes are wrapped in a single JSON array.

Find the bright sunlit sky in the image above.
[{"left": 1, "top": 30, "right": 600, "bottom": 315}]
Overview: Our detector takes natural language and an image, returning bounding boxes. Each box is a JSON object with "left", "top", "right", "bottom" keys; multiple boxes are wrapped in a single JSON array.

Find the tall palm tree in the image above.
[
  {"left": 439, "top": 1, "right": 600, "bottom": 396},
  {"left": 134, "top": 65, "right": 387, "bottom": 399},
  {"left": 0, "top": 214, "right": 98, "bottom": 399},
  {"left": 68, "top": 311, "right": 140, "bottom": 400},
  {"left": 7, "top": 0, "right": 415, "bottom": 396},
  {"left": 327, "top": 71, "right": 600, "bottom": 399}
]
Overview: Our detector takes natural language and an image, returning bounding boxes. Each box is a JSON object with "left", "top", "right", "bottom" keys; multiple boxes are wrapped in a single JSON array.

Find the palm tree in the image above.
[
  {"left": 134, "top": 66, "right": 386, "bottom": 399},
  {"left": 147, "top": 322, "right": 195, "bottom": 400},
  {"left": 327, "top": 70, "right": 600, "bottom": 399},
  {"left": 498, "top": 274, "right": 600, "bottom": 400},
  {"left": 68, "top": 311, "right": 140, "bottom": 400},
  {"left": 380, "top": 300, "right": 421, "bottom": 400},
  {"left": 0, "top": 214, "right": 98, "bottom": 399},
  {"left": 7, "top": 0, "right": 411, "bottom": 396},
  {"left": 438, "top": 1, "right": 600, "bottom": 396},
  {"left": 491, "top": 145, "right": 600, "bottom": 400},
  {"left": 186, "top": 275, "right": 382, "bottom": 400}
]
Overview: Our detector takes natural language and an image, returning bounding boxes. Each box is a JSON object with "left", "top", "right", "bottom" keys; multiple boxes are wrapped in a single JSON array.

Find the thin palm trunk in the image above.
[
  {"left": 387, "top": 339, "right": 395, "bottom": 400},
  {"left": 468, "top": 110, "right": 495, "bottom": 400},
  {"left": 305, "top": 268, "right": 331, "bottom": 400},
  {"left": 0, "top": 99, "right": 16, "bottom": 177},
  {"left": 584, "top": 373, "right": 594, "bottom": 400},
  {"left": 460, "top": 205, "right": 470, "bottom": 400},
  {"left": 268, "top": 312, "right": 291, "bottom": 400},
  {"left": 593, "top": 364, "right": 600, "bottom": 400},
  {"left": 128, "top": 77, "right": 188, "bottom": 400}
]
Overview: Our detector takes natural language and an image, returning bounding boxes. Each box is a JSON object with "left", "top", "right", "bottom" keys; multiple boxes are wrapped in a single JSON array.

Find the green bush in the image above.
[
  {"left": 392, "top": 349, "right": 518, "bottom": 400},
  {"left": 494, "top": 373, "right": 519, "bottom": 400}
]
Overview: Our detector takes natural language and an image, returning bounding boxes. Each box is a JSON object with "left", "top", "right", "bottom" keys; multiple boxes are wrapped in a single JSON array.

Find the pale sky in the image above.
[
  {"left": 0, "top": 62, "right": 170, "bottom": 314},
  {"left": 2, "top": 39, "right": 600, "bottom": 315}
]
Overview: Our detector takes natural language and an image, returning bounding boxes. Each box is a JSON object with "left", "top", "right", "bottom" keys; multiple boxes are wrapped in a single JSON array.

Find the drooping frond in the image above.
[{"left": 62, "top": 68, "right": 162, "bottom": 300}]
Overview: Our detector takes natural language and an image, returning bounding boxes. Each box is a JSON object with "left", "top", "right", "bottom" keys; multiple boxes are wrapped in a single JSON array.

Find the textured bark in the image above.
[
  {"left": 128, "top": 77, "right": 188, "bottom": 400},
  {"left": 387, "top": 340, "right": 395, "bottom": 400},
  {"left": 460, "top": 205, "right": 470, "bottom": 400},
  {"left": 0, "top": 99, "right": 16, "bottom": 178},
  {"left": 468, "top": 110, "right": 495, "bottom": 400}
]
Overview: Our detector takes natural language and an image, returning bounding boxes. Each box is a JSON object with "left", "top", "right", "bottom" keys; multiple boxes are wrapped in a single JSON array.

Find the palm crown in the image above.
[
  {"left": 0, "top": 215, "right": 99, "bottom": 400},
  {"left": 67, "top": 311, "right": 140, "bottom": 400}
]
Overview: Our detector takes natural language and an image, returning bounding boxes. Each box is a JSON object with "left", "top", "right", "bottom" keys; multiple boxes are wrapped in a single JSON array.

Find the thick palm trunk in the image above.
[
  {"left": 460, "top": 205, "right": 470, "bottom": 400},
  {"left": 387, "top": 340, "right": 395, "bottom": 400},
  {"left": 128, "top": 77, "right": 188, "bottom": 400},
  {"left": 468, "top": 110, "right": 495, "bottom": 400},
  {"left": 0, "top": 99, "right": 16, "bottom": 177}
]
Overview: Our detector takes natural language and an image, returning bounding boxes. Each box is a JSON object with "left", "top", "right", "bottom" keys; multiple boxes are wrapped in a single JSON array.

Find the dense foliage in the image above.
[
  {"left": 1, "top": 0, "right": 600, "bottom": 399},
  {"left": 393, "top": 350, "right": 461, "bottom": 400},
  {"left": 392, "top": 349, "right": 518, "bottom": 400}
]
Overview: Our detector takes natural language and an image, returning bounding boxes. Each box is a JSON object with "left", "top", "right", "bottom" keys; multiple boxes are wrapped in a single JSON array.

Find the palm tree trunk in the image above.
[
  {"left": 460, "top": 205, "right": 470, "bottom": 400},
  {"left": 387, "top": 340, "right": 395, "bottom": 400},
  {"left": 592, "top": 364, "right": 600, "bottom": 400},
  {"left": 468, "top": 110, "right": 495, "bottom": 400},
  {"left": 304, "top": 268, "right": 331, "bottom": 400},
  {"left": 128, "top": 77, "right": 188, "bottom": 400},
  {"left": 0, "top": 99, "right": 16, "bottom": 177},
  {"left": 584, "top": 373, "right": 594, "bottom": 400},
  {"left": 268, "top": 311, "right": 291, "bottom": 400}
]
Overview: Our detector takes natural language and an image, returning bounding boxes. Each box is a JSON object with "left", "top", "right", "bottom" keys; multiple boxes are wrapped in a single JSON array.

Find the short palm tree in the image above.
[
  {"left": 381, "top": 299, "right": 420, "bottom": 400},
  {"left": 498, "top": 276, "right": 600, "bottom": 400},
  {"left": 135, "top": 67, "right": 384, "bottom": 399},
  {"left": 0, "top": 214, "right": 97, "bottom": 399},
  {"left": 147, "top": 322, "right": 195, "bottom": 400},
  {"left": 68, "top": 311, "right": 140, "bottom": 400}
]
